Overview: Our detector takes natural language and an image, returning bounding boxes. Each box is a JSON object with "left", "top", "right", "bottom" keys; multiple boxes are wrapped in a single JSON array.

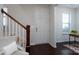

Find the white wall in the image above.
[
  {"left": 75, "top": 8, "right": 79, "bottom": 41},
  {"left": 47, "top": 5, "right": 77, "bottom": 48},
  {"left": 49, "top": 5, "right": 56, "bottom": 48},
  {"left": 5, "top": 4, "right": 50, "bottom": 45},
  {"left": 54, "top": 6, "right": 76, "bottom": 43},
  {"left": 76, "top": 8, "right": 79, "bottom": 31},
  {"left": 0, "top": 4, "right": 4, "bottom": 36}
]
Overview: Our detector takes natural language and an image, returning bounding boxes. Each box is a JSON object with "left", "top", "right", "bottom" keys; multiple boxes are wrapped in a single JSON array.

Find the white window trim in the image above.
[{"left": 62, "top": 12, "right": 71, "bottom": 34}]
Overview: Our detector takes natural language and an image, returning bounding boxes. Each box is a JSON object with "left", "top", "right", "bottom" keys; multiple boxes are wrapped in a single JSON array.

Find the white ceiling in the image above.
[
  {"left": 57, "top": 4, "right": 79, "bottom": 8},
  {"left": 19, "top": 4, "right": 79, "bottom": 8}
]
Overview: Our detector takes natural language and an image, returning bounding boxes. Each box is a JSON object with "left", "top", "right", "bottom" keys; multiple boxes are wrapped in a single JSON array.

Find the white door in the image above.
[{"left": 31, "top": 6, "right": 49, "bottom": 45}]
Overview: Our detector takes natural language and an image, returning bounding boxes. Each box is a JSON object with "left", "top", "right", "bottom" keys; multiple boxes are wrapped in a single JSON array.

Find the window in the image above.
[
  {"left": 62, "top": 13, "right": 71, "bottom": 33},
  {"left": 3, "top": 8, "right": 8, "bottom": 26}
]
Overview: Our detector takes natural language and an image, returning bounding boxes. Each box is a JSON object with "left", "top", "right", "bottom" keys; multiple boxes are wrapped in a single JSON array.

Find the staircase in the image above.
[{"left": 1, "top": 9, "right": 30, "bottom": 52}]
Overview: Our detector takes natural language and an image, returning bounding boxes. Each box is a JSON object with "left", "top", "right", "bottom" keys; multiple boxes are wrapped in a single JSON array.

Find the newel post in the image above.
[{"left": 26, "top": 25, "right": 30, "bottom": 52}]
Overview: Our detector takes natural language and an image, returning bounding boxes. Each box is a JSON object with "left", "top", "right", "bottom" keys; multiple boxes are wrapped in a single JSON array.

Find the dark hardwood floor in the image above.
[{"left": 29, "top": 43, "right": 78, "bottom": 55}]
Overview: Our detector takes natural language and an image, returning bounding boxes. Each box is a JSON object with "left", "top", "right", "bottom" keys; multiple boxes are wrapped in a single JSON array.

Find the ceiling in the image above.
[
  {"left": 18, "top": 4, "right": 79, "bottom": 9},
  {"left": 57, "top": 4, "right": 79, "bottom": 8}
]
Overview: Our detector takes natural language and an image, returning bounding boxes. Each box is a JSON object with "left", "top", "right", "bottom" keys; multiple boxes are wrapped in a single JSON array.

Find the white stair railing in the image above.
[{"left": 1, "top": 9, "right": 30, "bottom": 52}]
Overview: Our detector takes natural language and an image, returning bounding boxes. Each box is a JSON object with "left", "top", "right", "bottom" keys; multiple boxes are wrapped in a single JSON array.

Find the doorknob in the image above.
[{"left": 36, "top": 27, "right": 38, "bottom": 32}]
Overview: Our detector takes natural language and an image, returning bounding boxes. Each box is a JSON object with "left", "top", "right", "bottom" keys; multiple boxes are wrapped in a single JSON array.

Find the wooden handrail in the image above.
[{"left": 1, "top": 9, "right": 26, "bottom": 30}]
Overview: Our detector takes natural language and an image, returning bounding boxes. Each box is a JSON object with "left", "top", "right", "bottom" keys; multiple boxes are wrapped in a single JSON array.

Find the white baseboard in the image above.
[
  {"left": 30, "top": 42, "right": 57, "bottom": 48},
  {"left": 30, "top": 42, "right": 48, "bottom": 46},
  {"left": 48, "top": 42, "right": 57, "bottom": 48}
]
